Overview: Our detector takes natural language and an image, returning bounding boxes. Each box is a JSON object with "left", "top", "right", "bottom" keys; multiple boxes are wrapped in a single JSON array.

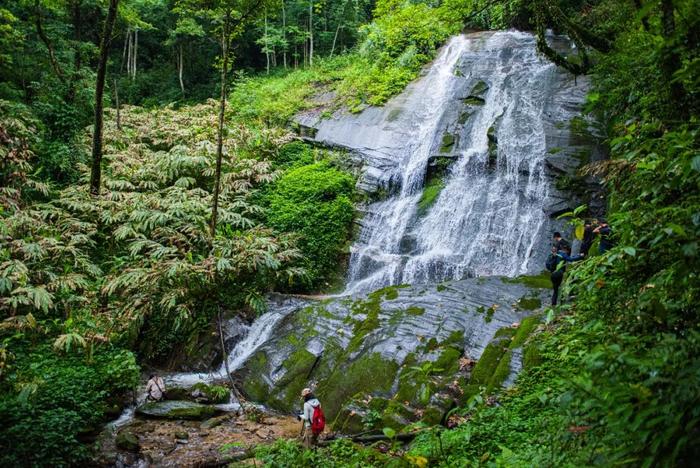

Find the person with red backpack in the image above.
[{"left": 298, "top": 387, "right": 324, "bottom": 447}]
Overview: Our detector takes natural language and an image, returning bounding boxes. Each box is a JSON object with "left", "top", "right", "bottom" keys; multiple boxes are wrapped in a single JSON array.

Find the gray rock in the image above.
[{"left": 135, "top": 400, "right": 220, "bottom": 420}]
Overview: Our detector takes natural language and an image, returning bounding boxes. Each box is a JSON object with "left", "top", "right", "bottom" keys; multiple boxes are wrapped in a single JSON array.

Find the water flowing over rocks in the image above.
[
  {"left": 295, "top": 30, "right": 603, "bottom": 294},
  {"left": 233, "top": 277, "right": 549, "bottom": 428}
]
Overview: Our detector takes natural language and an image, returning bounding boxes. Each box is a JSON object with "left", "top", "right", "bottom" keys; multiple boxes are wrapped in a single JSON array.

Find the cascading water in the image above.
[
  {"left": 340, "top": 31, "right": 573, "bottom": 293},
  {"left": 163, "top": 298, "right": 301, "bottom": 387}
]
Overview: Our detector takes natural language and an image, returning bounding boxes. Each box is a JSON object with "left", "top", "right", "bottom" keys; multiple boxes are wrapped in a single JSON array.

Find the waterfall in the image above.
[
  {"left": 342, "top": 31, "right": 567, "bottom": 293},
  {"left": 164, "top": 299, "right": 300, "bottom": 387}
]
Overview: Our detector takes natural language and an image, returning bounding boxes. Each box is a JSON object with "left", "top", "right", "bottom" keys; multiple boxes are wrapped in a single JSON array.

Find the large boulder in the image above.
[
  {"left": 233, "top": 276, "right": 548, "bottom": 431},
  {"left": 135, "top": 400, "right": 220, "bottom": 420}
]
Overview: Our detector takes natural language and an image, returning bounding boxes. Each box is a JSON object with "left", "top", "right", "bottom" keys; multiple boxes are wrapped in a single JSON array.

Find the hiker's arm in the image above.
[{"left": 302, "top": 403, "right": 312, "bottom": 424}]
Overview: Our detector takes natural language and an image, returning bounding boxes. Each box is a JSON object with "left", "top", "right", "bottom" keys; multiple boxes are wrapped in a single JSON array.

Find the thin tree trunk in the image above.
[
  {"left": 282, "top": 2, "right": 287, "bottom": 69},
  {"left": 330, "top": 23, "right": 341, "bottom": 57},
  {"left": 264, "top": 12, "right": 270, "bottom": 74},
  {"left": 308, "top": 0, "right": 313, "bottom": 66},
  {"left": 114, "top": 78, "right": 121, "bottom": 130},
  {"left": 35, "top": 3, "right": 65, "bottom": 82},
  {"left": 178, "top": 43, "right": 185, "bottom": 96},
  {"left": 210, "top": 15, "right": 230, "bottom": 237},
  {"left": 89, "top": 0, "right": 120, "bottom": 196},
  {"left": 132, "top": 29, "right": 138, "bottom": 79},
  {"left": 121, "top": 28, "right": 129, "bottom": 74}
]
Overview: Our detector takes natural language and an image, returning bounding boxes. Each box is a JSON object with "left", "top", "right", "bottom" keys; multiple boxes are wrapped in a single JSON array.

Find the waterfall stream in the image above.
[{"left": 343, "top": 31, "right": 565, "bottom": 293}]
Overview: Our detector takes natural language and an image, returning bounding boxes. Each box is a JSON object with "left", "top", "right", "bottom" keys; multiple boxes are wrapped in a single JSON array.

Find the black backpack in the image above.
[{"left": 545, "top": 254, "right": 558, "bottom": 272}]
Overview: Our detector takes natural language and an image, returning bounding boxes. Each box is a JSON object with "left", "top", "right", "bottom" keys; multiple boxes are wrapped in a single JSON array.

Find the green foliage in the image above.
[
  {"left": 0, "top": 343, "right": 139, "bottom": 466},
  {"left": 256, "top": 437, "right": 393, "bottom": 467},
  {"left": 266, "top": 161, "right": 355, "bottom": 291}
]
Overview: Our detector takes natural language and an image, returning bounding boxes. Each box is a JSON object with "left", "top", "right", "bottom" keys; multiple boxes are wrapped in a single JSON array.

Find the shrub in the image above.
[{"left": 266, "top": 162, "right": 356, "bottom": 291}]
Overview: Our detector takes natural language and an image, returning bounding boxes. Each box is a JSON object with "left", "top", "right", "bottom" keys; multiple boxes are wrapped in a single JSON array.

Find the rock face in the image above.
[
  {"left": 136, "top": 401, "right": 221, "bottom": 420},
  {"left": 234, "top": 276, "right": 549, "bottom": 431},
  {"left": 294, "top": 31, "right": 604, "bottom": 293}
]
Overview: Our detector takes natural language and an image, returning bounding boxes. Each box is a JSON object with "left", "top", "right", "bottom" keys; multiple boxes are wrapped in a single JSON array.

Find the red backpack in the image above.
[{"left": 311, "top": 405, "right": 325, "bottom": 435}]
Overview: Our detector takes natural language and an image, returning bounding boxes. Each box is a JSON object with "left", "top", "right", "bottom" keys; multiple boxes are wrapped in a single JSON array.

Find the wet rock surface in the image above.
[
  {"left": 234, "top": 276, "right": 549, "bottom": 429},
  {"left": 136, "top": 400, "right": 222, "bottom": 420}
]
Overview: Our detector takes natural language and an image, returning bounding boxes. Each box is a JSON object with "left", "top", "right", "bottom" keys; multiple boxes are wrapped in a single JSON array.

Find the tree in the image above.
[
  {"left": 89, "top": 0, "right": 120, "bottom": 196},
  {"left": 176, "top": 0, "right": 276, "bottom": 236}
]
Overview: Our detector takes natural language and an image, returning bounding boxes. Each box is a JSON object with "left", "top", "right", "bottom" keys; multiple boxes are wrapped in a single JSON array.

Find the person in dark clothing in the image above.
[
  {"left": 552, "top": 232, "right": 571, "bottom": 254},
  {"left": 546, "top": 246, "right": 584, "bottom": 306},
  {"left": 594, "top": 219, "right": 614, "bottom": 253},
  {"left": 580, "top": 221, "right": 595, "bottom": 256}
]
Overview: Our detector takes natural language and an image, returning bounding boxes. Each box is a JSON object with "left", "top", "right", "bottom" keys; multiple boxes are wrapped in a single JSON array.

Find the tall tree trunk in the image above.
[
  {"left": 282, "top": 2, "right": 287, "bottom": 69},
  {"left": 330, "top": 23, "right": 341, "bottom": 57},
  {"left": 121, "top": 28, "right": 129, "bottom": 74},
  {"left": 132, "top": 29, "right": 138, "bottom": 79},
  {"left": 178, "top": 43, "right": 185, "bottom": 96},
  {"left": 264, "top": 12, "right": 270, "bottom": 74},
  {"left": 210, "top": 15, "right": 230, "bottom": 237},
  {"left": 308, "top": 0, "right": 313, "bottom": 66},
  {"left": 89, "top": 0, "right": 120, "bottom": 196},
  {"left": 114, "top": 78, "right": 121, "bottom": 131}
]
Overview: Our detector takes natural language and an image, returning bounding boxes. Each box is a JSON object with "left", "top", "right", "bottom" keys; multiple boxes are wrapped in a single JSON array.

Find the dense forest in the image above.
[{"left": 0, "top": 0, "right": 698, "bottom": 466}]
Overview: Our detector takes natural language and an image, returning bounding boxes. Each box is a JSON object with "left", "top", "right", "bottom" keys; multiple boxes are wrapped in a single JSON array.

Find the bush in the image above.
[
  {"left": 266, "top": 162, "right": 356, "bottom": 291},
  {"left": 0, "top": 344, "right": 139, "bottom": 466}
]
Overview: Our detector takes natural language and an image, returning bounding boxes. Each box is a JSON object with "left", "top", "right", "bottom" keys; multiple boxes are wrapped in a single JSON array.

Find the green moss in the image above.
[
  {"left": 434, "top": 347, "right": 462, "bottom": 375},
  {"left": 272, "top": 348, "right": 319, "bottom": 410},
  {"left": 417, "top": 177, "right": 445, "bottom": 217},
  {"left": 462, "top": 96, "right": 486, "bottom": 105},
  {"left": 436, "top": 283, "right": 447, "bottom": 292},
  {"left": 494, "top": 327, "right": 517, "bottom": 339},
  {"left": 501, "top": 272, "right": 552, "bottom": 289},
  {"left": 440, "top": 133, "right": 456, "bottom": 153},
  {"left": 470, "top": 339, "right": 509, "bottom": 385},
  {"left": 458, "top": 110, "right": 473, "bottom": 124},
  {"left": 240, "top": 353, "right": 271, "bottom": 403},
  {"left": 471, "top": 80, "right": 489, "bottom": 96},
  {"left": 522, "top": 343, "right": 542, "bottom": 369},
  {"left": 547, "top": 147, "right": 563, "bottom": 154},
  {"left": 515, "top": 295, "right": 542, "bottom": 311},
  {"left": 487, "top": 350, "right": 512, "bottom": 392},
  {"left": 319, "top": 353, "right": 399, "bottom": 418},
  {"left": 511, "top": 316, "right": 540, "bottom": 348},
  {"left": 406, "top": 306, "right": 425, "bottom": 316}
]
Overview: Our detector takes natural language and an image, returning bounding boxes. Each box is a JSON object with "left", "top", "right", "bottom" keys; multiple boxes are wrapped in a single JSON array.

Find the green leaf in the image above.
[{"left": 382, "top": 427, "right": 396, "bottom": 439}]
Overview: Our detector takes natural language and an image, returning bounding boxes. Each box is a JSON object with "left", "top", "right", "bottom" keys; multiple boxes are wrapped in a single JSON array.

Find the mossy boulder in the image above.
[
  {"left": 136, "top": 400, "right": 219, "bottom": 420},
  {"left": 116, "top": 430, "right": 140, "bottom": 452},
  {"left": 201, "top": 414, "right": 230, "bottom": 429}
]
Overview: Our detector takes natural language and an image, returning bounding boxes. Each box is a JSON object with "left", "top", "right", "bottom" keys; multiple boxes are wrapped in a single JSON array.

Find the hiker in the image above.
[
  {"left": 580, "top": 221, "right": 595, "bottom": 256},
  {"left": 297, "top": 388, "right": 324, "bottom": 448},
  {"left": 145, "top": 373, "right": 166, "bottom": 402},
  {"left": 546, "top": 246, "right": 584, "bottom": 306},
  {"left": 552, "top": 232, "right": 571, "bottom": 255},
  {"left": 593, "top": 218, "right": 614, "bottom": 253}
]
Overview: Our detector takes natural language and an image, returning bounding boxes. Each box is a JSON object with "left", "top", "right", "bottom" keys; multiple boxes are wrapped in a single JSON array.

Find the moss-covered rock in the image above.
[
  {"left": 440, "top": 133, "right": 457, "bottom": 153},
  {"left": 136, "top": 400, "right": 219, "bottom": 420},
  {"left": 116, "top": 430, "right": 140, "bottom": 452},
  {"left": 319, "top": 353, "right": 399, "bottom": 417}
]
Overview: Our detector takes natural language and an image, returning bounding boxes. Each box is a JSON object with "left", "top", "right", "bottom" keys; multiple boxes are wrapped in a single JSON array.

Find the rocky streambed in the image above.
[{"left": 99, "top": 403, "right": 301, "bottom": 467}]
